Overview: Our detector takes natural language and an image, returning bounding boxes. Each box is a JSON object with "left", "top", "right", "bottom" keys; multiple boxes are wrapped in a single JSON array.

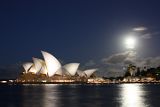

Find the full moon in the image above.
[{"left": 124, "top": 36, "right": 136, "bottom": 49}]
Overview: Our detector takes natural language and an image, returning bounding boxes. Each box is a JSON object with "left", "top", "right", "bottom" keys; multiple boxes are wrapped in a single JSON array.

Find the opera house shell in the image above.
[
  {"left": 77, "top": 69, "right": 97, "bottom": 78},
  {"left": 20, "top": 51, "right": 97, "bottom": 82},
  {"left": 23, "top": 62, "right": 33, "bottom": 73}
]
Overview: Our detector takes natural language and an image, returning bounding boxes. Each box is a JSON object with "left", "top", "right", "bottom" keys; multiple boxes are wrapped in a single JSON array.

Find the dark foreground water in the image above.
[{"left": 0, "top": 84, "right": 160, "bottom": 107}]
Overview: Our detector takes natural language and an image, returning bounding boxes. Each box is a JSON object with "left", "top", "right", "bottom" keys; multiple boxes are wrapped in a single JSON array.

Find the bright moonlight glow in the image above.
[{"left": 125, "top": 36, "right": 136, "bottom": 49}]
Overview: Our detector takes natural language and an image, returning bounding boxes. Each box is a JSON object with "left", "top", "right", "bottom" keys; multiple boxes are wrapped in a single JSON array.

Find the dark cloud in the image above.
[
  {"left": 101, "top": 50, "right": 160, "bottom": 68},
  {"left": 141, "top": 33, "right": 152, "bottom": 39},
  {"left": 123, "top": 60, "right": 134, "bottom": 65},
  {"left": 137, "top": 57, "right": 160, "bottom": 67},
  {"left": 82, "top": 58, "right": 125, "bottom": 77},
  {"left": 102, "top": 52, "right": 129, "bottom": 64},
  {"left": 140, "top": 32, "right": 159, "bottom": 39},
  {"left": 96, "top": 65, "right": 125, "bottom": 77},
  {"left": 102, "top": 51, "right": 136, "bottom": 65}
]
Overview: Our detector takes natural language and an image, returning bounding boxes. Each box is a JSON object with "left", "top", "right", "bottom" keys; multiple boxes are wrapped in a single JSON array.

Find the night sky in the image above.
[{"left": 1, "top": 0, "right": 160, "bottom": 78}]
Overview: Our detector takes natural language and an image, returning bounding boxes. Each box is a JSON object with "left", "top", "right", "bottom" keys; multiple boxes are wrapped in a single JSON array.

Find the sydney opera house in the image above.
[{"left": 16, "top": 51, "right": 97, "bottom": 83}]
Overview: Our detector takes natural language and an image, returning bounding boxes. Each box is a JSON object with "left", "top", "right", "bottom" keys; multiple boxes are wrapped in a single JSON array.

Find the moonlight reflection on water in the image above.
[{"left": 119, "top": 84, "right": 149, "bottom": 107}]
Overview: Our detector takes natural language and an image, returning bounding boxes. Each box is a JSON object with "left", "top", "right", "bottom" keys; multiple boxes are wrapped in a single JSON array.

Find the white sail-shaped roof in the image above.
[
  {"left": 77, "top": 70, "right": 86, "bottom": 77},
  {"left": 55, "top": 67, "right": 69, "bottom": 76},
  {"left": 84, "top": 69, "right": 97, "bottom": 77},
  {"left": 33, "top": 58, "right": 48, "bottom": 75},
  {"left": 55, "top": 68, "right": 63, "bottom": 75},
  {"left": 23, "top": 62, "right": 33, "bottom": 73},
  {"left": 32, "top": 57, "right": 43, "bottom": 73},
  {"left": 39, "top": 64, "right": 48, "bottom": 75},
  {"left": 28, "top": 65, "right": 37, "bottom": 74},
  {"left": 41, "top": 51, "right": 61, "bottom": 77},
  {"left": 63, "top": 63, "right": 80, "bottom": 76}
]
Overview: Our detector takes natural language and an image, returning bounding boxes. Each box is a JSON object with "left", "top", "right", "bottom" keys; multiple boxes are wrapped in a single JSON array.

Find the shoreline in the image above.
[{"left": 1, "top": 81, "right": 160, "bottom": 85}]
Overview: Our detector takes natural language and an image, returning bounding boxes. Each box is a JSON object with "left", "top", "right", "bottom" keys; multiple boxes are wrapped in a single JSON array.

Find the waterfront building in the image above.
[{"left": 18, "top": 51, "right": 97, "bottom": 83}]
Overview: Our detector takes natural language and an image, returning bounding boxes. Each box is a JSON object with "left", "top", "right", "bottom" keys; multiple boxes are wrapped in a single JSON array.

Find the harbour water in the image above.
[{"left": 0, "top": 83, "right": 160, "bottom": 107}]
